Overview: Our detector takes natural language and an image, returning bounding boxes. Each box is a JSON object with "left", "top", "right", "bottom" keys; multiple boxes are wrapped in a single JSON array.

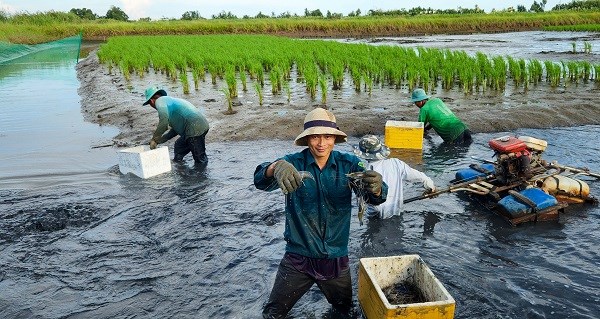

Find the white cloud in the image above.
[
  {"left": 121, "top": 0, "right": 152, "bottom": 20},
  {"left": 0, "top": 1, "right": 17, "bottom": 13}
]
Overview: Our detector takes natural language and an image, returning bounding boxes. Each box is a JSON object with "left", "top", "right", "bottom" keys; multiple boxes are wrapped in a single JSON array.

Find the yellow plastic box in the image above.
[
  {"left": 385, "top": 121, "right": 424, "bottom": 150},
  {"left": 117, "top": 145, "right": 172, "bottom": 179},
  {"left": 389, "top": 148, "right": 423, "bottom": 166},
  {"left": 358, "top": 255, "right": 455, "bottom": 319}
]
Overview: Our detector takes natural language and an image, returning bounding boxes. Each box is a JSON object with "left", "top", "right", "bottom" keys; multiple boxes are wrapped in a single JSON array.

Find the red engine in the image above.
[
  {"left": 489, "top": 136, "right": 532, "bottom": 184},
  {"left": 488, "top": 136, "right": 527, "bottom": 154}
]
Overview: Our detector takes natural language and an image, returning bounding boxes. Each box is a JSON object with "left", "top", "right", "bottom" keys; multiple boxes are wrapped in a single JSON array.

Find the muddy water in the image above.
[
  {"left": 345, "top": 30, "right": 600, "bottom": 63},
  {"left": 1, "top": 33, "right": 599, "bottom": 319}
]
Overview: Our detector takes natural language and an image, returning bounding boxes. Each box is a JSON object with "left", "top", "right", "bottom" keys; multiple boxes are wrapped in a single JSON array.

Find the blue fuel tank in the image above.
[
  {"left": 455, "top": 163, "right": 495, "bottom": 182},
  {"left": 498, "top": 188, "right": 558, "bottom": 218}
]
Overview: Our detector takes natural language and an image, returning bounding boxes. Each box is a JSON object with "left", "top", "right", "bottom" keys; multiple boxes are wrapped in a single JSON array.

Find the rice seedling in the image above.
[
  {"left": 189, "top": 57, "right": 205, "bottom": 91},
  {"left": 520, "top": 59, "right": 529, "bottom": 90},
  {"left": 350, "top": 67, "right": 362, "bottom": 92},
  {"left": 283, "top": 80, "right": 291, "bottom": 103},
  {"left": 583, "top": 41, "right": 592, "bottom": 54},
  {"left": 180, "top": 70, "right": 190, "bottom": 94},
  {"left": 254, "top": 81, "right": 263, "bottom": 106},
  {"left": 240, "top": 67, "right": 248, "bottom": 92},
  {"left": 225, "top": 66, "right": 237, "bottom": 98},
  {"left": 95, "top": 34, "right": 596, "bottom": 104},
  {"left": 119, "top": 60, "right": 131, "bottom": 82},
  {"left": 491, "top": 56, "right": 507, "bottom": 91},
  {"left": 208, "top": 64, "right": 219, "bottom": 85},
  {"left": 567, "top": 61, "right": 580, "bottom": 83},
  {"left": 475, "top": 52, "right": 491, "bottom": 92},
  {"left": 544, "top": 60, "right": 562, "bottom": 87},
  {"left": 330, "top": 61, "right": 344, "bottom": 90},
  {"left": 581, "top": 61, "right": 591, "bottom": 82},
  {"left": 364, "top": 73, "right": 373, "bottom": 96},
  {"left": 167, "top": 63, "right": 178, "bottom": 82},
  {"left": 221, "top": 87, "right": 235, "bottom": 114},
  {"left": 269, "top": 66, "right": 281, "bottom": 94},
  {"left": 405, "top": 65, "right": 418, "bottom": 92},
  {"left": 304, "top": 64, "right": 318, "bottom": 99},
  {"left": 561, "top": 61, "right": 568, "bottom": 83},
  {"left": 528, "top": 59, "right": 543, "bottom": 85},
  {"left": 319, "top": 73, "right": 328, "bottom": 104},
  {"left": 257, "top": 66, "right": 265, "bottom": 87}
]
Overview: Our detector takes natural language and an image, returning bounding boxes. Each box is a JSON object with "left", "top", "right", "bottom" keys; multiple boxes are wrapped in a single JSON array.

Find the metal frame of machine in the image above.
[{"left": 406, "top": 135, "right": 599, "bottom": 226}]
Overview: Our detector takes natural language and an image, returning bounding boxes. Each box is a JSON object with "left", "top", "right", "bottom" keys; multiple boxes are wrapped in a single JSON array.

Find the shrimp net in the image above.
[{"left": 0, "top": 34, "right": 82, "bottom": 65}]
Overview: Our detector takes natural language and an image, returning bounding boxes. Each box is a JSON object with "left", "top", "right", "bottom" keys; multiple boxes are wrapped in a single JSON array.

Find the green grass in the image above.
[
  {"left": 1, "top": 11, "right": 600, "bottom": 44},
  {"left": 544, "top": 23, "right": 600, "bottom": 31}
]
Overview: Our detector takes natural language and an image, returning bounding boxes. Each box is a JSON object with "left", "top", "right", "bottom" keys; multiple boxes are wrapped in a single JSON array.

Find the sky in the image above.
[{"left": 0, "top": 0, "right": 566, "bottom": 20}]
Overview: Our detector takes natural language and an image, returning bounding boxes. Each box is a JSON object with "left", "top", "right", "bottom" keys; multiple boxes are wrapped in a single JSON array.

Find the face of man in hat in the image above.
[{"left": 307, "top": 134, "right": 336, "bottom": 161}]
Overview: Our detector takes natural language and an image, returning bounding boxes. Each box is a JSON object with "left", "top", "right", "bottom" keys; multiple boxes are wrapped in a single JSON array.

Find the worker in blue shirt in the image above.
[
  {"left": 143, "top": 86, "right": 210, "bottom": 166},
  {"left": 254, "top": 107, "right": 387, "bottom": 318}
]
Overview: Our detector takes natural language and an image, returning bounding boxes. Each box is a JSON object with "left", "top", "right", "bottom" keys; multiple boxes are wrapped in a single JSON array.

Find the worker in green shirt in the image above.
[{"left": 410, "top": 88, "right": 472, "bottom": 144}]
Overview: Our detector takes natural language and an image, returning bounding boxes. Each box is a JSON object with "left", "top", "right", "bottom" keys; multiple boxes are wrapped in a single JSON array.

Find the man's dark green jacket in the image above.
[{"left": 254, "top": 149, "right": 387, "bottom": 259}]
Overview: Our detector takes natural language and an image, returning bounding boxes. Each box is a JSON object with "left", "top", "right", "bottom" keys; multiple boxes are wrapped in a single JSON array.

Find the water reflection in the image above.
[{"left": 0, "top": 44, "right": 117, "bottom": 183}]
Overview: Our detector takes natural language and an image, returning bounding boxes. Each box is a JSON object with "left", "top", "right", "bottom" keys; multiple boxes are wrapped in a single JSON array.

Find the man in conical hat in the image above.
[{"left": 254, "top": 107, "right": 388, "bottom": 318}]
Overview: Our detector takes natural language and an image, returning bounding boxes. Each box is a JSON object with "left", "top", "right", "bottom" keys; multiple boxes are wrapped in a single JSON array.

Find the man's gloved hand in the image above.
[
  {"left": 362, "top": 170, "right": 383, "bottom": 196},
  {"left": 424, "top": 180, "right": 436, "bottom": 193},
  {"left": 273, "top": 160, "right": 302, "bottom": 194},
  {"left": 149, "top": 139, "right": 158, "bottom": 150}
]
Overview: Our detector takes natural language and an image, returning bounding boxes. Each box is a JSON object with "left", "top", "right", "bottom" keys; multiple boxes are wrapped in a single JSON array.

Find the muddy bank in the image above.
[{"left": 76, "top": 50, "right": 600, "bottom": 147}]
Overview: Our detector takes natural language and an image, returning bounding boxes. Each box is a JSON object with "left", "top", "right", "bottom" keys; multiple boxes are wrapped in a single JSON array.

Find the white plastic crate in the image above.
[{"left": 117, "top": 145, "right": 172, "bottom": 179}]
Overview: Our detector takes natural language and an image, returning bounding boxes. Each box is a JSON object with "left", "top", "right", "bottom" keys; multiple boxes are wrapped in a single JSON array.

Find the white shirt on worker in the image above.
[{"left": 366, "top": 158, "right": 435, "bottom": 219}]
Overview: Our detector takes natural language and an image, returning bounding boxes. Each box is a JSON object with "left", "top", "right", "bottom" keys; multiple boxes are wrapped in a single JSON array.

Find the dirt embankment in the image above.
[{"left": 77, "top": 51, "right": 600, "bottom": 147}]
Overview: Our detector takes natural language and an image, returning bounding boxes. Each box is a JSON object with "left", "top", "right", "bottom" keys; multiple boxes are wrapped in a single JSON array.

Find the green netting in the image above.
[{"left": 0, "top": 33, "right": 82, "bottom": 65}]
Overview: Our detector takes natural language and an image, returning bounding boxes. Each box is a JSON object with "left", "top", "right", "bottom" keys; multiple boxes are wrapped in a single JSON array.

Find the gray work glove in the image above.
[
  {"left": 273, "top": 160, "right": 302, "bottom": 194},
  {"left": 362, "top": 170, "right": 383, "bottom": 196},
  {"left": 149, "top": 139, "right": 158, "bottom": 150},
  {"left": 424, "top": 179, "right": 436, "bottom": 193}
]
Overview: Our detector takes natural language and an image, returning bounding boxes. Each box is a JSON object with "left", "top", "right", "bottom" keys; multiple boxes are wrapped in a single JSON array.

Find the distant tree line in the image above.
[
  {"left": 69, "top": 6, "right": 128, "bottom": 21},
  {"left": 367, "top": 6, "right": 485, "bottom": 16},
  {"left": 2, "top": 0, "right": 598, "bottom": 23},
  {"left": 530, "top": 0, "right": 548, "bottom": 12},
  {"left": 552, "top": 0, "right": 600, "bottom": 10}
]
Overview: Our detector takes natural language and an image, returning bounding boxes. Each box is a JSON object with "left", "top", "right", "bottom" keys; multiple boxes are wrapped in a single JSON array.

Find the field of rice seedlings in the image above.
[{"left": 97, "top": 34, "right": 600, "bottom": 102}]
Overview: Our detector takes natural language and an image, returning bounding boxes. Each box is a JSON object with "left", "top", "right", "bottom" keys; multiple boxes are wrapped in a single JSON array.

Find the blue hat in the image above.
[
  {"left": 143, "top": 86, "right": 167, "bottom": 105},
  {"left": 410, "top": 88, "right": 429, "bottom": 102}
]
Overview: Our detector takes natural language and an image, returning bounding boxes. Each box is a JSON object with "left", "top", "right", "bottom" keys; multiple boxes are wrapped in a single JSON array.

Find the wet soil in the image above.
[{"left": 76, "top": 35, "right": 600, "bottom": 148}]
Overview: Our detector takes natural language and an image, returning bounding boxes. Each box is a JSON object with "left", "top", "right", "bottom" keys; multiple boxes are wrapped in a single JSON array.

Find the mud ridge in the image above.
[{"left": 77, "top": 50, "right": 600, "bottom": 147}]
